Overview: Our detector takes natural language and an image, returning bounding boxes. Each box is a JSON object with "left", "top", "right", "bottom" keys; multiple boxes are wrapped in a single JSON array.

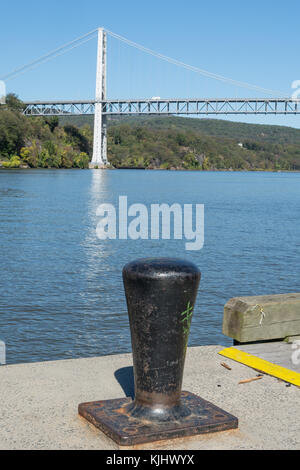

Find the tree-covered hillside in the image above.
[
  {"left": 0, "top": 94, "right": 91, "bottom": 168},
  {"left": 1, "top": 95, "right": 300, "bottom": 170},
  {"left": 60, "top": 114, "right": 300, "bottom": 146},
  {"left": 61, "top": 114, "right": 300, "bottom": 170},
  {"left": 106, "top": 122, "right": 300, "bottom": 170}
]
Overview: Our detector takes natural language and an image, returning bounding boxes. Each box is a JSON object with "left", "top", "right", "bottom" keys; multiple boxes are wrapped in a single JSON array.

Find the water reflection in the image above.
[{"left": 78, "top": 169, "right": 129, "bottom": 357}]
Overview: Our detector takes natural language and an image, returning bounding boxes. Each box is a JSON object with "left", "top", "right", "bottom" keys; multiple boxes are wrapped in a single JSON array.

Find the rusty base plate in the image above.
[{"left": 78, "top": 391, "right": 238, "bottom": 446}]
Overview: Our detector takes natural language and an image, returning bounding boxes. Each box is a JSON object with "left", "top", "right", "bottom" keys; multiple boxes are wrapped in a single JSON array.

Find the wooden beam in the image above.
[{"left": 222, "top": 293, "right": 300, "bottom": 343}]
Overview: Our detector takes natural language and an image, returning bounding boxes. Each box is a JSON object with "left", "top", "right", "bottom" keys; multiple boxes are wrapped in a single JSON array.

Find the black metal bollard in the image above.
[
  {"left": 79, "top": 258, "right": 238, "bottom": 446},
  {"left": 122, "top": 258, "right": 200, "bottom": 422}
]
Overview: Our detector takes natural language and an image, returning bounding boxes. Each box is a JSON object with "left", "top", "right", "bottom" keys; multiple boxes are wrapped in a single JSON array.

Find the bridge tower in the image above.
[{"left": 90, "top": 28, "right": 107, "bottom": 167}]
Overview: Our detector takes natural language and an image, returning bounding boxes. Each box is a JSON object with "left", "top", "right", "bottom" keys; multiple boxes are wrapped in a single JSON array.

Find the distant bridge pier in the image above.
[{"left": 90, "top": 28, "right": 108, "bottom": 167}]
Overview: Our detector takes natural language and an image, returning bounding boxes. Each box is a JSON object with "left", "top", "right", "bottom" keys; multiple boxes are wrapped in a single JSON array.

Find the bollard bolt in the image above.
[{"left": 79, "top": 258, "right": 238, "bottom": 446}]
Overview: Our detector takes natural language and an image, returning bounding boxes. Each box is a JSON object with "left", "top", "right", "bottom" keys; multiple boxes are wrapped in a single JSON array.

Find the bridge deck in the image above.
[{"left": 22, "top": 98, "right": 300, "bottom": 116}]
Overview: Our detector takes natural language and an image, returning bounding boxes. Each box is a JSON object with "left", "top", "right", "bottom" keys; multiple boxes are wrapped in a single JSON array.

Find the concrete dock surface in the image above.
[
  {"left": 0, "top": 345, "right": 299, "bottom": 450},
  {"left": 232, "top": 340, "right": 300, "bottom": 372}
]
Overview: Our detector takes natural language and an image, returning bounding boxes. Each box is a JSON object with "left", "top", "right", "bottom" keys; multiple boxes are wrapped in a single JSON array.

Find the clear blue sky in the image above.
[{"left": 1, "top": 0, "right": 300, "bottom": 127}]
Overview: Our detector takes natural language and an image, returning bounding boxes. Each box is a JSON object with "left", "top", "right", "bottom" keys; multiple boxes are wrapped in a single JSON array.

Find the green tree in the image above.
[
  {"left": 4, "top": 93, "right": 25, "bottom": 112},
  {"left": 64, "top": 125, "right": 91, "bottom": 155},
  {"left": 44, "top": 116, "right": 59, "bottom": 133},
  {"left": 183, "top": 153, "right": 200, "bottom": 169},
  {"left": 74, "top": 152, "right": 89, "bottom": 169},
  {"left": 2, "top": 155, "right": 21, "bottom": 168},
  {"left": 202, "top": 156, "right": 210, "bottom": 170},
  {"left": 20, "top": 142, "right": 40, "bottom": 167}
]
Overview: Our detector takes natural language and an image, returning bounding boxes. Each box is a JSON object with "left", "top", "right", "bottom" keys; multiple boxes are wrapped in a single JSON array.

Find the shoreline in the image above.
[{"left": 1, "top": 166, "right": 299, "bottom": 173}]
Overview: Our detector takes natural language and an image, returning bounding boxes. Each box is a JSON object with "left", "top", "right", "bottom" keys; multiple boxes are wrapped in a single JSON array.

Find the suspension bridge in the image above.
[{"left": 2, "top": 27, "right": 300, "bottom": 167}]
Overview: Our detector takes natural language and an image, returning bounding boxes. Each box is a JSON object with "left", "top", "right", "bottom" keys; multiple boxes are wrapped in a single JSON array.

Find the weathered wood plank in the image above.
[{"left": 222, "top": 293, "right": 300, "bottom": 343}]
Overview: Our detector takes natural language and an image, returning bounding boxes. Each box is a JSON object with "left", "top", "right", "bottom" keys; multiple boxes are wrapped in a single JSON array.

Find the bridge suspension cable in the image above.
[
  {"left": 1, "top": 26, "right": 287, "bottom": 98},
  {"left": 105, "top": 29, "right": 286, "bottom": 98},
  {"left": 1, "top": 28, "right": 98, "bottom": 82}
]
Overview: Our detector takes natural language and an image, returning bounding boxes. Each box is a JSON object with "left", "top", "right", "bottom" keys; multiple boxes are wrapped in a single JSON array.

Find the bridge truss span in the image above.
[
  {"left": 23, "top": 98, "right": 300, "bottom": 116},
  {"left": 23, "top": 100, "right": 95, "bottom": 116}
]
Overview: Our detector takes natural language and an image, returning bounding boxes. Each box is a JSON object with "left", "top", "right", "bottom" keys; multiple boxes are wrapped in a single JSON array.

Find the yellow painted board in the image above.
[{"left": 219, "top": 347, "right": 300, "bottom": 387}]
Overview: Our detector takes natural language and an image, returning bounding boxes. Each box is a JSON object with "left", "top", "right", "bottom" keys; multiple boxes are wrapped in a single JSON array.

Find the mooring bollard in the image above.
[
  {"left": 79, "top": 258, "right": 238, "bottom": 446},
  {"left": 122, "top": 258, "right": 200, "bottom": 422}
]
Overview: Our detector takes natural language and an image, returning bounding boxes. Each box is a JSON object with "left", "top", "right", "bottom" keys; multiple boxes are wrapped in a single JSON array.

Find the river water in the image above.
[{"left": 0, "top": 169, "right": 299, "bottom": 364}]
